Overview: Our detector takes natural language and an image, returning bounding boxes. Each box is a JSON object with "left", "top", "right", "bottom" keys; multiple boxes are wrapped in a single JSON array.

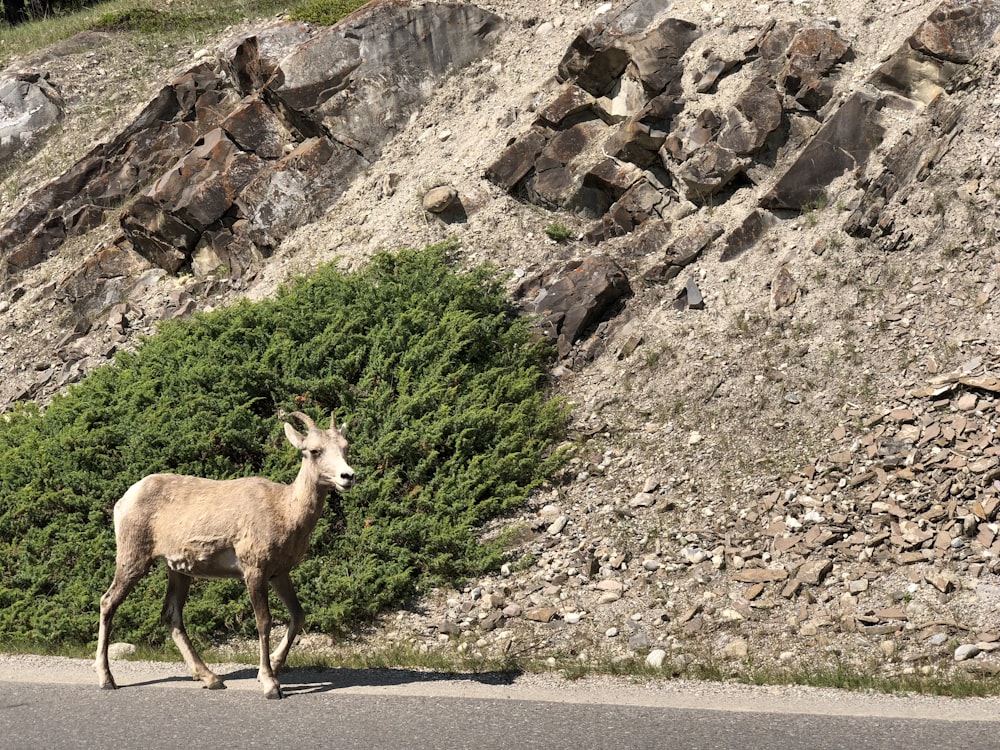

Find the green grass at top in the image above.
[
  {"left": 0, "top": 0, "right": 370, "bottom": 66},
  {"left": 0, "top": 242, "right": 569, "bottom": 648}
]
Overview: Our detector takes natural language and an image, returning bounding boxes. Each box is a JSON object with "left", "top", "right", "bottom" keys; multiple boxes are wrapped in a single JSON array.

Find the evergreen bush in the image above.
[{"left": 0, "top": 242, "right": 568, "bottom": 647}]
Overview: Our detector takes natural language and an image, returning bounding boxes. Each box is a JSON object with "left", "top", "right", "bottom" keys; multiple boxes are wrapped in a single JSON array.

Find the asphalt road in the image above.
[{"left": 2, "top": 655, "right": 999, "bottom": 749}]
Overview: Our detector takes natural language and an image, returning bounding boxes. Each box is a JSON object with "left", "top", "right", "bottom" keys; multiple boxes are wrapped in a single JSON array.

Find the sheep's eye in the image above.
[{"left": 309, "top": 448, "right": 322, "bottom": 458}]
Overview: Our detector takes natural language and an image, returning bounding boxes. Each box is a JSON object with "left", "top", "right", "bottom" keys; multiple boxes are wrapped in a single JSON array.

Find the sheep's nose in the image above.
[{"left": 340, "top": 471, "right": 356, "bottom": 487}]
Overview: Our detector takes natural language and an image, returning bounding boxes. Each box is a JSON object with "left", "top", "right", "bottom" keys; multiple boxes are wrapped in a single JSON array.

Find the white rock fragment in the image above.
[
  {"left": 107, "top": 642, "right": 136, "bottom": 660},
  {"left": 645, "top": 649, "right": 667, "bottom": 668}
]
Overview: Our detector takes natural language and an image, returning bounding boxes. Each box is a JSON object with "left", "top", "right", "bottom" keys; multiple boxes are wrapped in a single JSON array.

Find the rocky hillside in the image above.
[{"left": 4, "top": 0, "right": 1000, "bottom": 681}]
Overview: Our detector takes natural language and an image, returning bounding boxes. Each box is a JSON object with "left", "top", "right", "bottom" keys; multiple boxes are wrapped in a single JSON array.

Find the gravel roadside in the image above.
[{"left": 3, "top": 652, "right": 999, "bottom": 721}]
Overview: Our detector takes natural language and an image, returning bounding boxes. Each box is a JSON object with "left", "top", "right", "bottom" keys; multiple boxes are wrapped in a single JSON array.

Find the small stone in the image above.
[
  {"left": 605, "top": 627, "right": 619, "bottom": 637},
  {"left": 525, "top": 607, "right": 558, "bottom": 623},
  {"left": 642, "top": 559, "right": 661, "bottom": 571},
  {"left": 955, "top": 644, "right": 982, "bottom": 661},
  {"left": 880, "top": 640, "right": 897, "bottom": 658},
  {"left": 849, "top": 579, "right": 869, "bottom": 594},
  {"left": 538, "top": 504, "right": 561, "bottom": 520},
  {"left": 957, "top": 393, "right": 978, "bottom": 411},
  {"left": 481, "top": 592, "right": 504, "bottom": 609},
  {"left": 630, "top": 492, "right": 656, "bottom": 508},
  {"left": 564, "top": 612, "right": 582, "bottom": 624},
  {"left": 547, "top": 515, "right": 569, "bottom": 535},
  {"left": 928, "top": 573, "right": 955, "bottom": 593},
  {"left": 422, "top": 185, "right": 458, "bottom": 213},
  {"left": 771, "top": 265, "right": 799, "bottom": 310},
  {"left": 722, "top": 639, "right": 749, "bottom": 659},
  {"left": 595, "top": 580, "right": 624, "bottom": 592},
  {"left": 646, "top": 648, "right": 667, "bottom": 668},
  {"left": 796, "top": 558, "right": 833, "bottom": 585},
  {"left": 597, "top": 592, "right": 621, "bottom": 605},
  {"left": 107, "top": 642, "right": 136, "bottom": 660},
  {"left": 733, "top": 568, "right": 789, "bottom": 583},
  {"left": 502, "top": 603, "right": 522, "bottom": 618},
  {"left": 682, "top": 547, "right": 708, "bottom": 564}
]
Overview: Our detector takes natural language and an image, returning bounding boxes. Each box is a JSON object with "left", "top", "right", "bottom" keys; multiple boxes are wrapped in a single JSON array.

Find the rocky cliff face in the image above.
[{"left": 4, "top": 0, "right": 1000, "bottom": 678}]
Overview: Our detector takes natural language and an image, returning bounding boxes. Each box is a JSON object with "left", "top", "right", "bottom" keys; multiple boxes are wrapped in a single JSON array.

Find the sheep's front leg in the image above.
[
  {"left": 96, "top": 563, "right": 147, "bottom": 690},
  {"left": 246, "top": 571, "right": 282, "bottom": 699},
  {"left": 268, "top": 573, "right": 305, "bottom": 672}
]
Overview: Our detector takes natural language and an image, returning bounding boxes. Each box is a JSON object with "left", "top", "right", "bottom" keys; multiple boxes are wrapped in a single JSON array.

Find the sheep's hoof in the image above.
[
  {"left": 264, "top": 685, "right": 283, "bottom": 700},
  {"left": 204, "top": 679, "right": 226, "bottom": 690},
  {"left": 99, "top": 681, "right": 118, "bottom": 691}
]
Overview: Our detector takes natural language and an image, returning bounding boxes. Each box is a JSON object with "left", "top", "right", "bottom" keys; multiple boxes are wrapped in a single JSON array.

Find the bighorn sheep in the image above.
[{"left": 95, "top": 412, "right": 355, "bottom": 699}]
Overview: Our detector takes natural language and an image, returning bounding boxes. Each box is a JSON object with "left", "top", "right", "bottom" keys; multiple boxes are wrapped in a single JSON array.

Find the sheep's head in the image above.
[{"left": 284, "top": 412, "right": 355, "bottom": 492}]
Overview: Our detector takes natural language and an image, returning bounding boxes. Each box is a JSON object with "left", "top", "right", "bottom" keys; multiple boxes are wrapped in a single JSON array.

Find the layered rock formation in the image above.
[
  {"left": 488, "top": 0, "right": 1000, "bottom": 352},
  {"left": 0, "top": 1, "right": 502, "bottom": 280}
]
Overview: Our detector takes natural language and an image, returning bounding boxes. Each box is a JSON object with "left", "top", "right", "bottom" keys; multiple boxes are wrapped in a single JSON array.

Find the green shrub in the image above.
[
  {"left": 544, "top": 223, "right": 573, "bottom": 242},
  {"left": 0, "top": 242, "right": 568, "bottom": 647}
]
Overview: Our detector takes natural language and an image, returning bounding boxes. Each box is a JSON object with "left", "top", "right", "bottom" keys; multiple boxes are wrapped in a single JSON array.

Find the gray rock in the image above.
[
  {"left": 515, "top": 254, "right": 631, "bottom": 358},
  {"left": 0, "top": 71, "right": 64, "bottom": 162},
  {"left": 547, "top": 515, "right": 569, "bottom": 535},
  {"left": 272, "top": 3, "right": 503, "bottom": 160},
  {"left": 628, "top": 631, "right": 652, "bottom": 651},
  {"left": 955, "top": 643, "right": 982, "bottom": 661},
  {"left": 761, "top": 92, "right": 885, "bottom": 211}
]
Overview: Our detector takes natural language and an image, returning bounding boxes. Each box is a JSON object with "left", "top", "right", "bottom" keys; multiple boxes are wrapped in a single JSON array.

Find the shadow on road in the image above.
[
  {"left": 265, "top": 665, "right": 521, "bottom": 696},
  {"left": 110, "top": 662, "right": 520, "bottom": 696}
]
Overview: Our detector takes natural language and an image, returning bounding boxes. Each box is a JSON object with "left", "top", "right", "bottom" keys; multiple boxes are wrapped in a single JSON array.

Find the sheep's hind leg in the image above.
[{"left": 163, "top": 571, "right": 224, "bottom": 690}]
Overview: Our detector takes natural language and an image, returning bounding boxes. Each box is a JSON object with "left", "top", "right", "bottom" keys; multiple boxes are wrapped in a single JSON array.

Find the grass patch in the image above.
[
  {"left": 543, "top": 223, "right": 574, "bottom": 242},
  {"left": 288, "top": 0, "right": 368, "bottom": 25},
  {"left": 0, "top": 0, "right": 371, "bottom": 68},
  {"left": 0, "top": 242, "right": 569, "bottom": 648}
]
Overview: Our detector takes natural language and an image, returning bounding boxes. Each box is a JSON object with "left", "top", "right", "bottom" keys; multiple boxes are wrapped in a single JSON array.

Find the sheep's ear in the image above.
[
  {"left": 284, "top": 422, "right": 305, "bottom": 449},
  {"left": 339, "top": 421, "right": 348, "bottom": 437}
]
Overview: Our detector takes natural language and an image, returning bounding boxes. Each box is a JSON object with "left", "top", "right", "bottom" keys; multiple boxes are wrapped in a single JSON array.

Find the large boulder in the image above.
[
  {"left": 270, "top": 1, "right": 503, "bottom": 160},
  {"left": 516, "top": 255, "right": 632, "bottom": 358},
  {"left": 0, "top": 71, "right": 63, "bottom": 163},
  {"left": 760, "top": 93, "right": 885, "bottom": 211}
]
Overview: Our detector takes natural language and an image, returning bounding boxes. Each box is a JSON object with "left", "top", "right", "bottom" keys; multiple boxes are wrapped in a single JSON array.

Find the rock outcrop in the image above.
[
  {"left": 0, "top": 1, "right": 502, "bottom": 282},
  {"left": 488, "top": 0, "right": 1000, "bottom": 279}
]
